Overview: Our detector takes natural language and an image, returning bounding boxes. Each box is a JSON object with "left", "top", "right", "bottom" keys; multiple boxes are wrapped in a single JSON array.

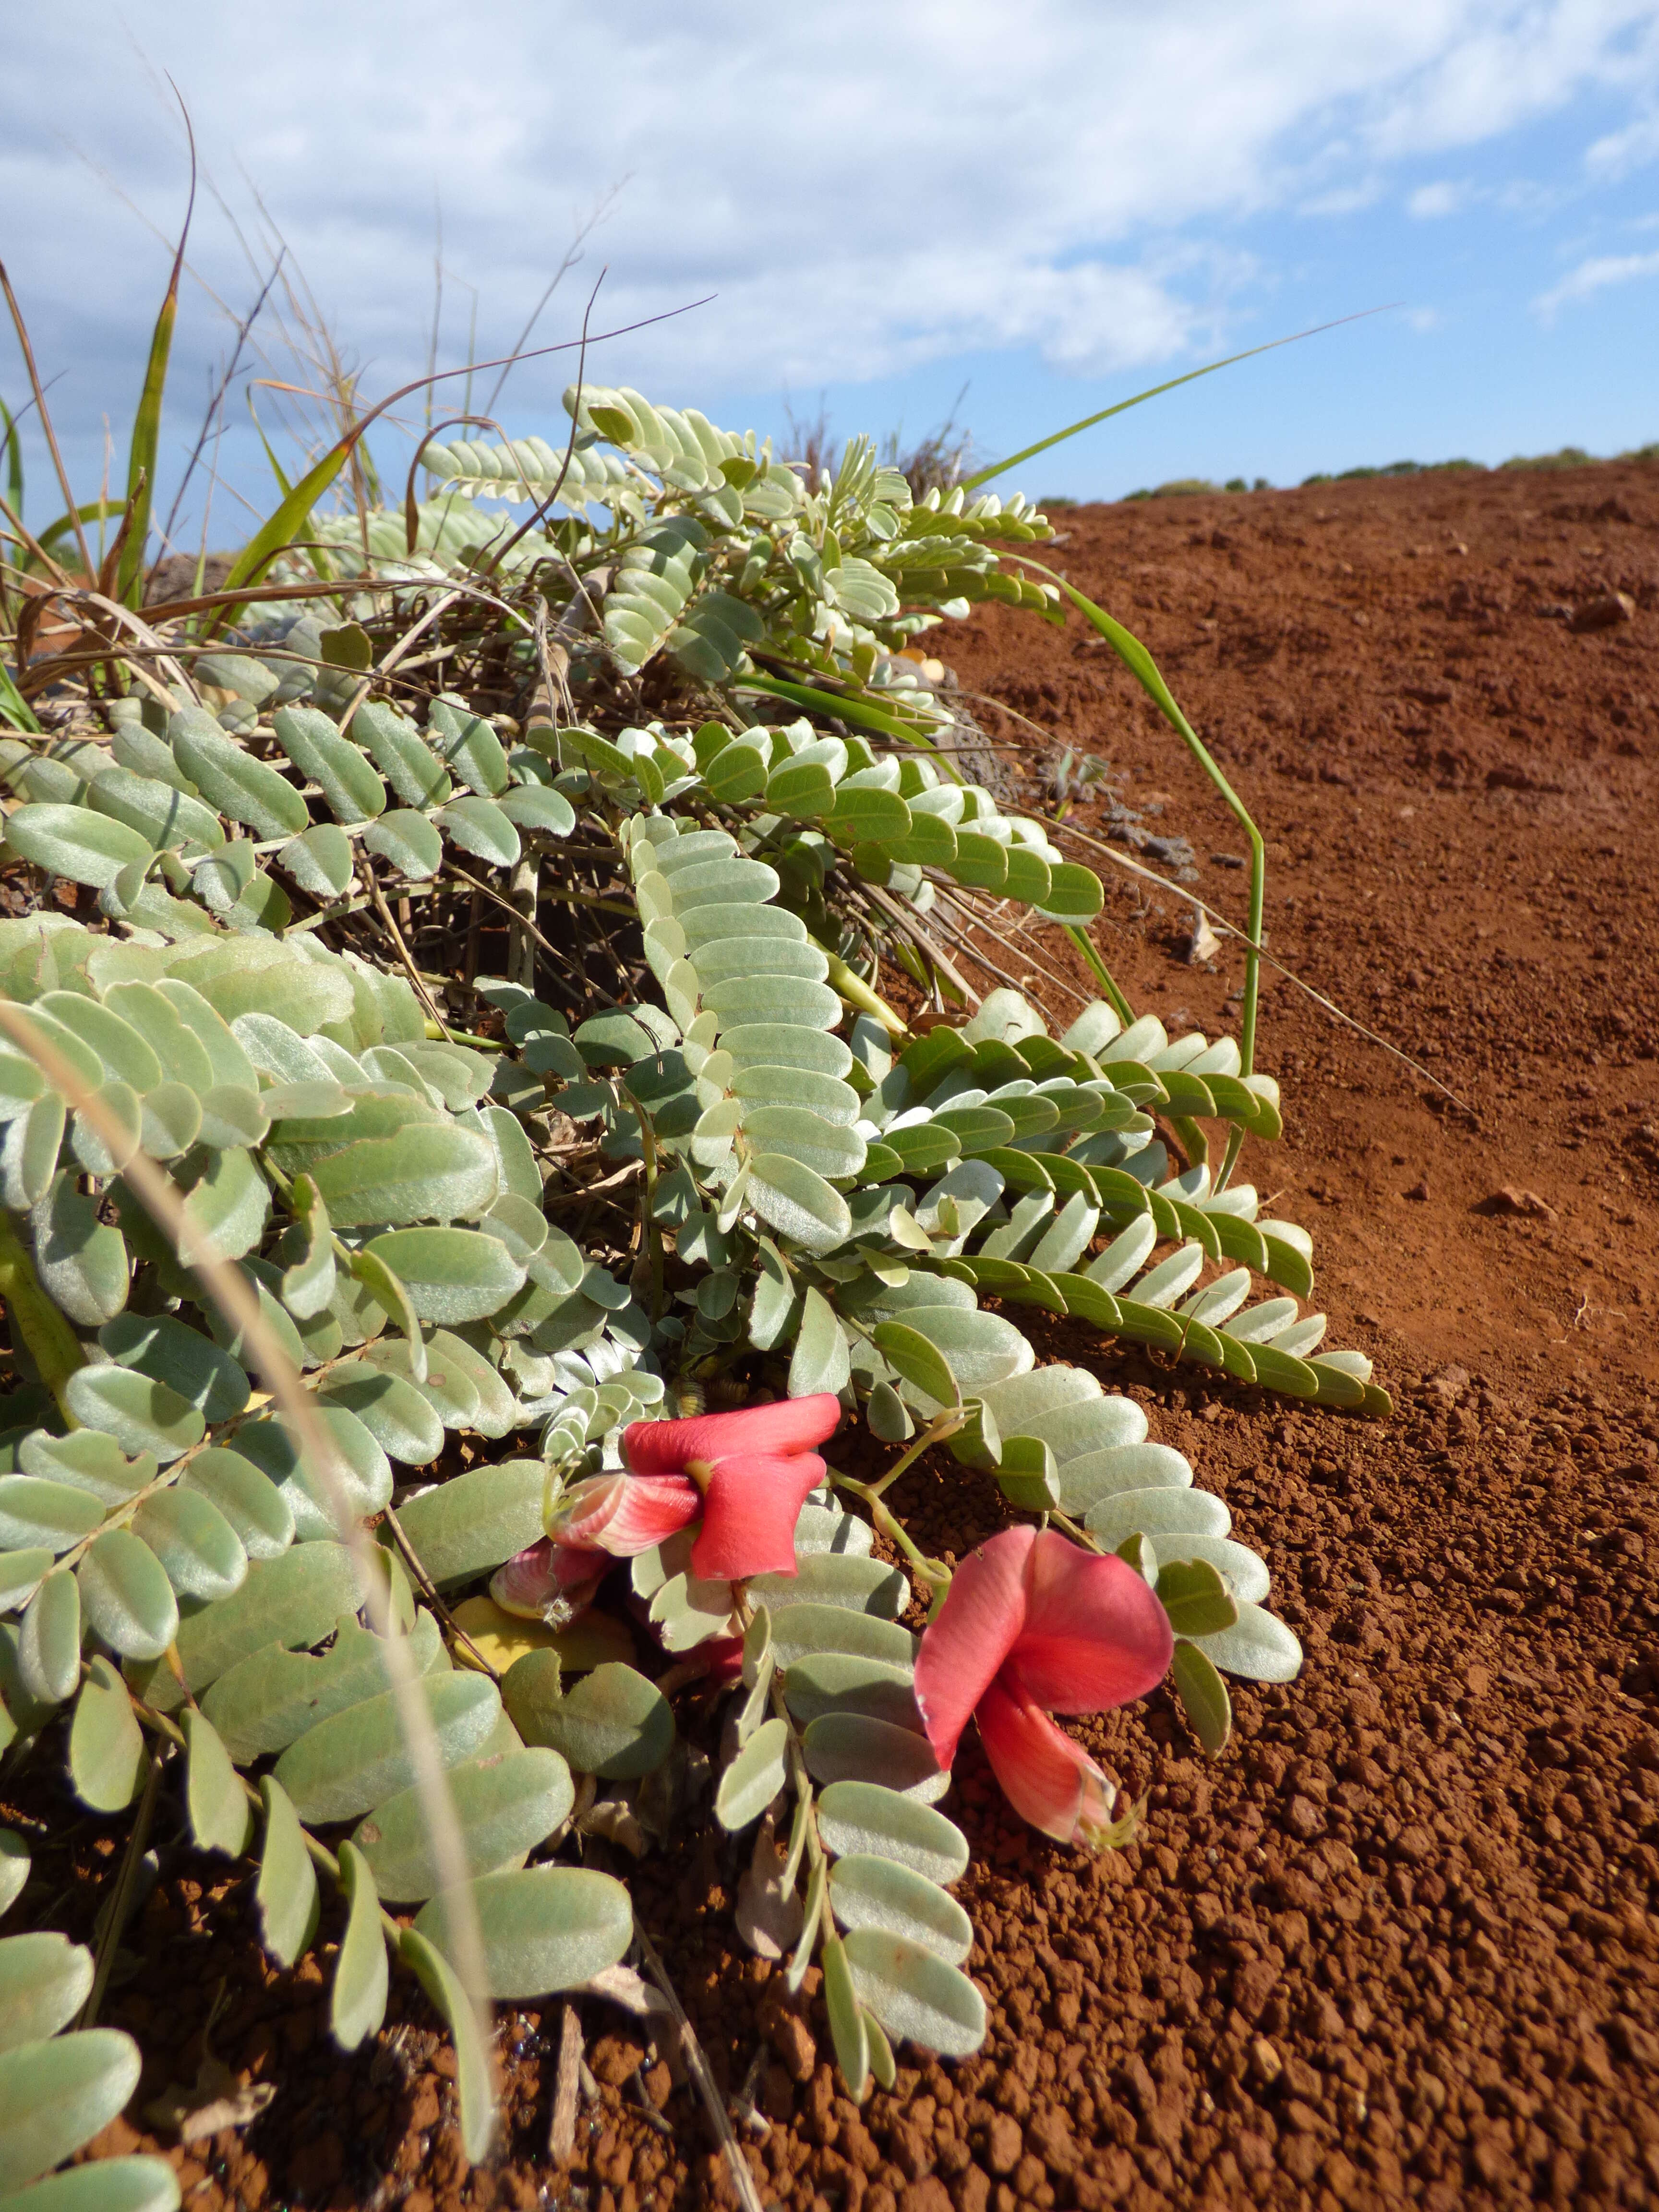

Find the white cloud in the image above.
[
  {"left": 1533, "top": 244, "right": 1659, "bottom": 316},
  {"left": 1586, "top": 108, "right": 1659, "bottom": 174},
  {"left": 3, "top": 0, "right": 1659, "bottom": 490},
  {"left": 1408, "top": 180, "right": 1469, "bottom": 215}
]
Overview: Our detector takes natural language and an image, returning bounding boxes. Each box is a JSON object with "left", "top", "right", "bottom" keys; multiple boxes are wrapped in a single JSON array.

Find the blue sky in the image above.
[{"left": 4, "top": 1, "right": 1659, "bottom": 546}]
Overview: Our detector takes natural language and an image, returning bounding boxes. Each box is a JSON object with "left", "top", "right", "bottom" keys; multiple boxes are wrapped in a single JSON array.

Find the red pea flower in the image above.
[
  {"left": 489, "top": 1393, "right": 842, "bottom": 1623},
  {"left": 914, "top": 1527, "right": 1174, "bottom": 1848},
  {"left": 622, "top": 1393, "right": 842, "bottom": 1582}
]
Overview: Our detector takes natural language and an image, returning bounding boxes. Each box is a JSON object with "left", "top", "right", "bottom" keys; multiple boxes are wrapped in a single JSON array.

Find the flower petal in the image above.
[
  {"left": 913, "top": 1526, "right": 1034, "bottom": 1770},
  {"left": 975, "top": 1670, "right": 1121, "bottom": 1846},
  {"left": 624, "top": 1394, "right": 842, "bottom": 1476},
  {"left": 552, "top": 1471, "right": 699, "bottom": 1557},
  {"left": 690, "top": 1452, "right": 829, "bottom": 1582},
  {"left": 1010, "top": 1530, "right": 1174, "bottom": 1715},
  {"left": 489, "top": 1538, "right": 605, "bottom": 1628}
]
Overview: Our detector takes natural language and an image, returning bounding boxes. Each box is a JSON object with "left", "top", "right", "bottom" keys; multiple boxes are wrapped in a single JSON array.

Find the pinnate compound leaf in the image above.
[
  {"left": 255, "top": 1777, "right": 320, "bottom": 1970},
  {"left": 182, "top": 1709, "right": 253, "bottom": 1859},
  {"left": 0, "top": 2028, "right": 144, "bottom": 2193},
  {"left": 412, "top": 1864, "right": 633, "bottom": 2000},
  {"left": 842, "top": 1927, "right": 986, "bottom": 2059},
  {"left": 396, "top": 1928, "right": 498, "bottom": 2164},
  {"left": 331, "top": 1841, "right": 389, "bottom": 2053}
]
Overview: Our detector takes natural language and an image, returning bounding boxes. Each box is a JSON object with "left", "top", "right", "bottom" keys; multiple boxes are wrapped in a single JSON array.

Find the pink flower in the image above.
[
  {"left": 550, "top": 1470, "right": 701, "bottom": 1556},
  {"left": 914, "top": 1527, "right": 1173, "bottom": 1848},
  {"left": 490, "top": 1537, "right": 606, "bottom": 1627},
  {"left": 620, "top": 1394, "right": 842, "bottom": 1583}
]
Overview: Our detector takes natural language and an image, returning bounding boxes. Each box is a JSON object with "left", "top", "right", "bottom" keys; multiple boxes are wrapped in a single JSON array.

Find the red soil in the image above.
[{"left": 18, "top": 459, "right": 1659, "bottom": 2212}]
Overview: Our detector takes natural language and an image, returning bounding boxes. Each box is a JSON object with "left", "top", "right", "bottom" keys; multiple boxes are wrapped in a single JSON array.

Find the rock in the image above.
[
  {"left": 1404, "top": 1179, "right": 1430, "bottom": 1202},
  {"left": 1248, "top": 2037, "right": 1283, "bottom": 2087},
  {"left": 984, "top": 2114, "right": 1023, "bottom": 2176},
  {"left": 1479, "top": 1185, "right": 1556, "bottom": 1218},
  {"left": 1568, "top": 591, "right": 1635, "bottom": 634}
]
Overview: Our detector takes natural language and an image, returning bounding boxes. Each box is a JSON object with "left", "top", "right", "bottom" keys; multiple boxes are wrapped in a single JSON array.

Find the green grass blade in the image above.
[
  {"left": 0, "top": 396, "right": 22, "bottom": 518},
  {"left": 962, "top": 311, "right": 1387, "bottom": 492},
  {"left": 116, "top": 153, "right": 196, "bottom": 609},
  {"left": 0, "top": 660, "right": 42, "bottom": 733},
  {"left": 1019, "top": 557, "right": 1265, "bottom": 1073}
]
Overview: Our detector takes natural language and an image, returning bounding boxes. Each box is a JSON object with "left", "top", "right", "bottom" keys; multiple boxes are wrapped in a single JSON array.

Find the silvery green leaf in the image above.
[
  {"left": 17, "top": 1573, "right": 80, "bottom": 1707},
  {"left": 783, "top": 1653, "right": 919, "bottom": 1733},
  {"left": 199, "top": 1613, "right": 443, "bottom": 1763},
  {"left": 397, "top": 1459, "right": 545, "bottom": 1587},
  {"left": 842, "top": 1927, "right": 985, "bottom": 2058},
  {"left": 0, "top": 1550, "right": 50, "bottom": 1613},
  {"left": 1171, "top": 1641, "right": 1232, "bottom": 1755},
  {"left": 36, "top": 992, "right": 160, "bottom": 1094},
  {"left": 505, "top": 1656, "right": 675, "bottom": 1780},
  {"left": 319, "top": 1362, "right": 445, "bottom": 1467},
  {"left": 1084, "top": 1486, "right": 1231, "bottom": 1547},
  {"left": 1154, "top": 1534, "right": 1270, "bottom": 1604},
  {"left": 747, "top": 1154, "right": 851, "bottom": 1254},
  {"left": 76, "top": 1531, "right": 177, "bottom": 1662},
  {"left": 354, "top": 701, "right": 451, "bottom": 808},
  {"left": 28, "top": 1178, "right": 129, "bottom": 1330},
  {"left": 309, "top": 1125, "right": 500, "bottom": 1229},
  {"left": 0, "top": 1479, "right": 106, "bottom": 1554},
  {"left": 277, "top": 822, "right": 356, "bottom": 900},
  {"left": 131, "top": 1489, "right": 246, "bottom": 1603},
  {"left": 331, "top": 1841, "right": 389, "bottom": 2052},
  {"left": 254, "top": 1777, "right": 320, "bottom": 1970},
  {"left": 170, "top": 1541, "right": 361, "bottom": 1697},
  {"left": 0, "top": 1831, "right": 29, "bottom": 1920},
  {"left": 170, "top": 718, "right": 309, "bottom": 841},
  {"left": 715, "top": 1717, "right": 789, "bottom": 1832},
  {"left": 3, "top": 805, "right": 153, "bottom": 890},
  {"left": 183, "top": 1708, "right": 252, "bottom": 1858},
  {"left": 822, "top": 1933, "right": 869, "bottom": 2101},
  {"left": 1191, "top": 1601, "right": 1303, "bottom": 1683},
  {"left": 364, "top": 809, "right": 444, "bottom": 881},
  {"left": 815, "top": 1781, "right": 967, "bottom": 1883},
  {"left": 1, "top": 1093, "right": 66, "bottom": 1212},
  {"left": 272, "top": 1671, "right": 502, "bottom": 1825},
  {"left": 830, "top": 1854, "right": 972, "bottom": 1965},
  {"left": 771, "top": 1607, "right": 915, "bottom": 1671},
  {"left": 436, "top": 796, "right": 520, "bottom": 869},
  {"left": 361, "top": 1228, "right": 524, "bottom": 1324},
  {"left": 0, "top": 1932, "right": 94, "bottom": 2054},
  {"left": 750, "top": 1552, "right": 903, "bottom": 1617},
  {"left": 802, "top": 1714, "right": 949, "bottom": 1802},
  {"left": 411, "top": 1863, "right": 633, "bottom": 2000},
  {"left": 67, "top": 1658, "right": 147, "bottom": 1814},
  {"left": 397, "top": 1928, "right": 498, "bottom": 2163},
  {"left": 787, "top": 1287, "right": 850, "bottom": 1397},
  {"left": 869, "top": 1321, "right": 959, "bottom": 1409},
  {"left": 0, "top": 2029, "right": 144, "bottom": 2194},
  {"left": 99, "top": 1313, "right": 249, "bottom": 1425},
  {"left": 1053, "top": 1441, "right": 1190, "bottom": 1513},
  {"left": 352, "top": 1745, "right": 574, "bottom": 1903},
  {"left": 273, "top": 705, "right": 386, "bottom": 824}
]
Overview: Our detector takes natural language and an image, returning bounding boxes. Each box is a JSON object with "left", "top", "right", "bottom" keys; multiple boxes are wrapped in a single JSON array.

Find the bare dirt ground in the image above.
[{"left": 18, "top": 459, "right": 1659, "bottom": 2212}]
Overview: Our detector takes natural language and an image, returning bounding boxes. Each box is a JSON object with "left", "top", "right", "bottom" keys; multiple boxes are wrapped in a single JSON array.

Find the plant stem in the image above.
[{"left": 1062, "top": 924, "right": 1135, "bottom": 1028}]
